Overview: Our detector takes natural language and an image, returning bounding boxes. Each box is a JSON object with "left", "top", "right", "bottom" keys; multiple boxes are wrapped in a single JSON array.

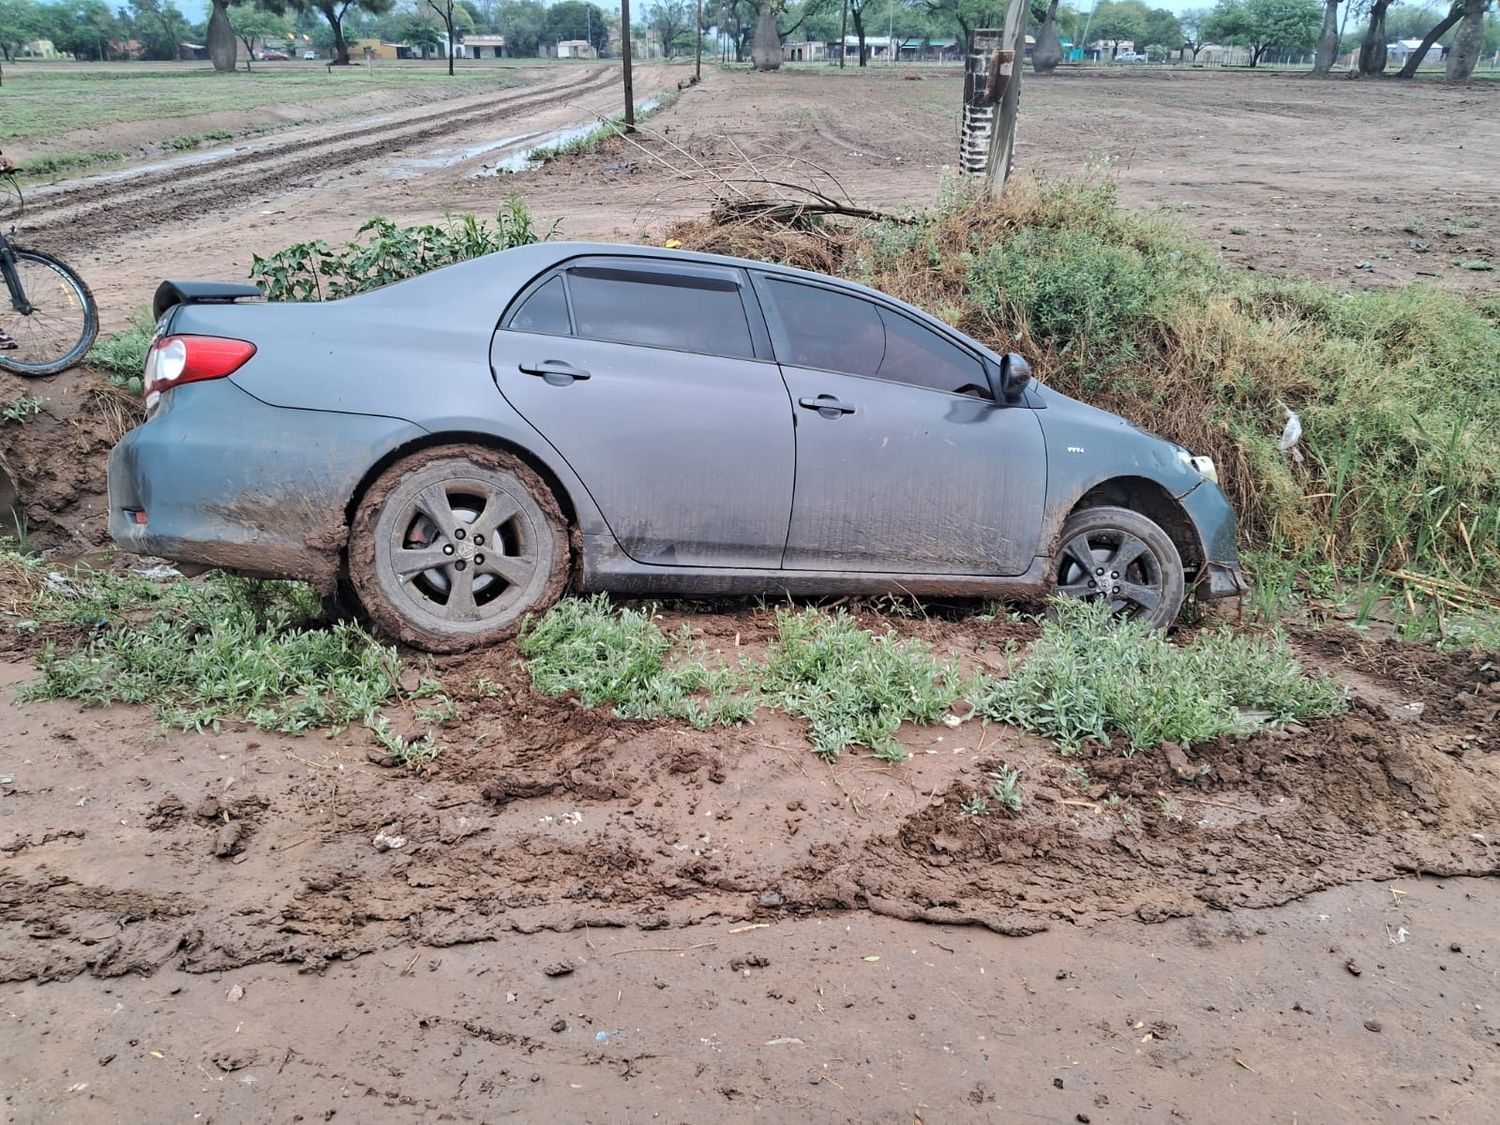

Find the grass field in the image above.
[{"left": 0, "top": 62, "right": 524, "bottom": 145}]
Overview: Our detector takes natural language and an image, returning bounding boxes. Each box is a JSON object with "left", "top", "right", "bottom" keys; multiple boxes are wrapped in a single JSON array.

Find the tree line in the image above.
[{"left": 1, "top": 0, "right": 1490, "bottom": 77}]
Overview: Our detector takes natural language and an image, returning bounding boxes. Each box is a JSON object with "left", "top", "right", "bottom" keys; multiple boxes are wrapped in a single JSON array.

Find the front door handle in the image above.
[
  {"left": 519, "top": 359, "right": 591, "bottom": 386},
  {"left": 798, "top": 394, "right": 855, "bottom": 417}
]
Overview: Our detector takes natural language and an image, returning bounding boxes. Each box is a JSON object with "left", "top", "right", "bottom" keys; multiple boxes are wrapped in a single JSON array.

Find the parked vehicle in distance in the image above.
[
  {"left": 1113, "top": 51, "right": 1146, "bottom": 62},
  {"left": 109, "top": 244, "right": 1246, "bottom": 651},
  {"left": 260, "top": 49, "right": 289, "bottom": 60},
  {"left": 302, "top": 50, "right": 318, "bottom": 60}
]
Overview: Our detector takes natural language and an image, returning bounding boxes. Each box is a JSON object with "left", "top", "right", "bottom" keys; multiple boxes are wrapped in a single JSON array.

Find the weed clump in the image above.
[
  {"left": 970, "top": 600, "right": 1346, "bottom": 755},
  {"left": 250, "top": 198, "right": 556, "bottom": 302},
  {"left": 517, "top": 594, "right": 753, "bottom": 728},
  {"left": 759, "top": 607, "right": 962, "bottom": 762}
]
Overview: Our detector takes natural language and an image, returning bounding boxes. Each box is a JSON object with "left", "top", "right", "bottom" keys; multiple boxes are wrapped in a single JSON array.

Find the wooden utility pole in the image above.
[
  {"left": 621, "top": 0, "right": 636, "bottom": 131},
  {"left": 839, "top": 0, "right": 848, "bottom": 67},
  {"left": 958, "top": 0, "right": 1028, "bottom": 197},
  {"left": 695, "top": 0, "right": 703, "bottom": 80}
]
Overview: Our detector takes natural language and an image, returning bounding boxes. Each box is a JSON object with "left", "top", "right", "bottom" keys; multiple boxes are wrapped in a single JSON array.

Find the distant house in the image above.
[
  {"left": 178, "top": 43, "right": 210, "bottom": 61},
  {"left": 898, "top": 37, "right": 962, "bottom": 62},
  {"left": 465, "top": 34, "right": 506, "bottom": 59},
  {"left": 556, "top": 39, "right": 597, "bottom": 59},
  {"left": 1389, "top": 38, "right": 1443, "bottom": 62},
  {"left": 783, "top": 40, "right": 827, "bottom": 62},
  {"left": 20, "top": 39, "right": 61, "bottom": 59},
  {"left": 353, "top": 38, "right": 413, "bottom": 60}
]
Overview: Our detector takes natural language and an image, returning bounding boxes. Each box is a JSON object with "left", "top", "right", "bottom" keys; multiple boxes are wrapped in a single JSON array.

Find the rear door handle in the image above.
[
  {"left": 519, "top": 359, "right": 591, "bottom": 385},
  {"left": 798, "top": 395, "right": 855, "bottom": 417}
]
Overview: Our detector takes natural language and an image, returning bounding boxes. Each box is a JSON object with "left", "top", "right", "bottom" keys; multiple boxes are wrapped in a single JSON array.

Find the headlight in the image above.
[{"left": 1176, "top": 449, "right": 1219, "bottom": 485}]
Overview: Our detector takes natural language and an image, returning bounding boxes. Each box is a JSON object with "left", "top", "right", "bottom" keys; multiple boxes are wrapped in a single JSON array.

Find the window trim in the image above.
[
  {"left": 752, "top": 272, "right": 995, "bottom": 400},
  {"left": 500, "top": 272, "right": 575, "bottom": 338}
]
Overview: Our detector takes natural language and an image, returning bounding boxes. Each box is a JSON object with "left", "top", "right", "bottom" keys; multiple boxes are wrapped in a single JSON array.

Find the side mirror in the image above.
[{"left": 987, "top": 353, "right": 1032, "bottom": 402}]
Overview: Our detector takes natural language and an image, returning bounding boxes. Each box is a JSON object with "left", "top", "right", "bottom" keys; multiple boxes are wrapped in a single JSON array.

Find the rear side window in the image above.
[
  {"left": 763, "top": 278, "right": 984, "bottom": 395},
  {"left": 508, "top": 275, "right": 571, "bottom": 335},
  {"left": 566, "top": 265, "right": 756, "bottom": 359}
]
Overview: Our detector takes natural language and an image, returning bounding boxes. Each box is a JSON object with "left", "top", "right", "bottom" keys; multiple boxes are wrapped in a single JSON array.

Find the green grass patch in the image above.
[
  {"left": 2, "top": 66, "right": 518, "bottom": 145},
  {"left": 516, "top": 594, "right": 753, "bottom": 728},
  {"left": 20, "top": 150, "right": 126, "bottom": 178},
  {"left": 757, "top": 607, "right": 962, "bottom": 762},
  {"left": 87, "top": 313, "right": 156, "bottom": 391},
  {"left": 528, "top": 89, "right": 680, "bottom": 165},
  {"left": 13, "top": 557, "right": 414, "bottom": 736},
  {"left": 969, "top": 600, "right": 1346, "bottom": 755}
]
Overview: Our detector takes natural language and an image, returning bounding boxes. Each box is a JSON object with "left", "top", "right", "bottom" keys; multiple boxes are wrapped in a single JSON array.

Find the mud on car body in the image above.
[{"left": 110, "top": 243, "right": 1246, "bottom": 652}]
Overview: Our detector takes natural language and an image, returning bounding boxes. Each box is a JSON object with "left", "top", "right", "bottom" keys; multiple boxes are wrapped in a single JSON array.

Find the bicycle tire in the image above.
[{"left": 0, "top": 249, "right": 100, "bottom": 377}]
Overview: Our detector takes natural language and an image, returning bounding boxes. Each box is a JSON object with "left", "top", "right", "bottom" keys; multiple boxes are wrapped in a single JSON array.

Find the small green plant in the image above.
[
  {"left": 970, "top": 599, "right": 1346, "bottom": 755},
  {"left": 250, "top": 199, "right": 558, "bottom": 302},
  {"left": 987, "top": 766, "right": 1024, "bottom": 813},
  {"left": 961, "top": 793, "right": 991, "bottom": 817},
  {"left": 1230, "top": 225, "right": 1249, "bottom": 236},
  {"left": 2, "top": 396, "right": 44, "bottom": 424},
  {"left": 369, "top": 714, "right": 441, "bottom": 769}
]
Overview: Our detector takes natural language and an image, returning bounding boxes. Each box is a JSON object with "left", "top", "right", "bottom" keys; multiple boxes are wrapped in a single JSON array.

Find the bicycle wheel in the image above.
[{"left": 0, "top": 249, "right": 99, "bottom": 377}]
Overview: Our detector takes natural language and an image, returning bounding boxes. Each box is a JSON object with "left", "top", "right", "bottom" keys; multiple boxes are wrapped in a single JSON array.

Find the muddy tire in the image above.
[
  {"left": 1051, "top": 505, "right": 1185, "bottom": 628},
  {"left": 348, "top": 445, "right": 569, "bottom": 653}
]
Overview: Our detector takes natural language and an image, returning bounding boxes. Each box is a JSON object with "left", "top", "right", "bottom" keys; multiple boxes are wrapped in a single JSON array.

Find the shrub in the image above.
[{"left": 250, "top": 198, "right": 557, "bottom": 302}]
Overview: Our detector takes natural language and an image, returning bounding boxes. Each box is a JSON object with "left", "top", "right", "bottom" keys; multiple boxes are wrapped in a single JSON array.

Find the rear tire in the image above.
[
  {"left": 347, "top": 446, "right": 570, "bottom": 653},
  {"left": 0, "top": 249, "right": 98, "bottom": 376},
  {"left": 1051, "top": 505, "right": 1185, "bottom": 628}
]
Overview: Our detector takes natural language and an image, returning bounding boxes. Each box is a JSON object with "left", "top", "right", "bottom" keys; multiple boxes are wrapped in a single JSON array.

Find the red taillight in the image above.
[{"left": 144, "top": 335, "right": 256, "bottom": 408}]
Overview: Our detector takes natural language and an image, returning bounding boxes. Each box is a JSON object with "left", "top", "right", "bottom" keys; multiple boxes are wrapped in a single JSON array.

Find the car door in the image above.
[
  {"left": 755, "top": 274, "right": 1047, "bottom": 575},
  {"left": 491, "top": 258, "right": 795, "bottom": 569}
]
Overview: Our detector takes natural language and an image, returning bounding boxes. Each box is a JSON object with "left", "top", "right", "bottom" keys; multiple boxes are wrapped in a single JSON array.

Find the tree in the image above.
[
  {"left": 1032, "top": 0, "right": 1062, "bottom": 70},
  {"left": 131, "top": 0, "right": 192, "bottom": 60},
  {"left": 1358, "top": 0, "right": 1393, "bottom": 73},
  {"left": 750, "top": 0, "right": 780, "bottom": 67},
  {"left": 0, "top": 0, "right": 45, "bottom": 61},
  {"left": 1204, "top": 0, "right": 1320, "bottom": 65},
  {"left": 1312, "top": 0, "right": 1339, "bottom": 71},
  {"left": 51, "top": 0, "right": 121, "bottom": 59},
  {"left": 497, "top": 0, "right": 545, "bottom": 54},
  {"left": 545, "top": 0, "right": 609, "bottom": 52},
  {"left": 1141, "top": 5, "right": 1183, "bottom": 48},
  {"left": 266, "top": 0, "right": 396, "bottom": 64},
  {"left": 1445, "top": 0, "right": 1490, "bottom": 77},
  {"left": 400, "top": 12, "right": 445, "bottom": 51},
  {"left": 1179, "top": 5, "right": 1211, "bottom": 57},
  {"left": 1088, "top": 1, "right": 1147, "bottom": 55},
  {"left": 647, "top": 0, "right": 692, "bottom": 54},
  {"left": 230, "top": 3, "right": 290, "bottom": 67},
  {"left": 428, "top": 0, "right": 460, "bottom": 71}
]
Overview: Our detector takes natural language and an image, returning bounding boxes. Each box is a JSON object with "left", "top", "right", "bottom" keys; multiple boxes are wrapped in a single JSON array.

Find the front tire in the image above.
[
  {"left": 0, "top": 249, "right": 99, "bottom": 376},
  {"left": 1052, "top": 505, "right": 1185, "bottom": 628},
  {"left": 347, "top": 446, "right": 569, "bottom": 653}
]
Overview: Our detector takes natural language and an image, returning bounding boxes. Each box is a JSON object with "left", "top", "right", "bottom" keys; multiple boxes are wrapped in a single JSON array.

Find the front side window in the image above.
[
  {"left": 566, "top": 264, "right": 756, "bottom": 359},
  {"left": 763, "top": 278, "right": 985, "bottom": 395}
]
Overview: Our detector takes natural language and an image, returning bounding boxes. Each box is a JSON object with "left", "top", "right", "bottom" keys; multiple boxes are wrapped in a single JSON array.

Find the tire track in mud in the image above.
[{"left": 21, "top": 66, "right": 622, "bottom": 253}]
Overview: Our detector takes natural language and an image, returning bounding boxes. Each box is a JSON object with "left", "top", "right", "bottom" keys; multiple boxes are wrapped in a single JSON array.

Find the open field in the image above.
[{"left": 1, "top": 62, "right": 1498, "bottom": 1121}]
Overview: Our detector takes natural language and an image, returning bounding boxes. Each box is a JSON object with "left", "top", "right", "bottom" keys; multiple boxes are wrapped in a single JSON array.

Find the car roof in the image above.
[{"left": 352, "top": 240, "right": 992, "bottom": 359}]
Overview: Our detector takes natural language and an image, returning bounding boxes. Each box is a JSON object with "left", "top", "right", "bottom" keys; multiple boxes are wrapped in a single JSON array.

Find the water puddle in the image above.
[{"left": 437, "top": 96, "right": 660, "bottom": 178}]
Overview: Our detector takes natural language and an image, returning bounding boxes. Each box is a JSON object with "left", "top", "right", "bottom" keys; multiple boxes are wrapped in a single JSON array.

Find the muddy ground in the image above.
[{"left": 2, "top": 63, "right": 1499, "bottom": 1121}]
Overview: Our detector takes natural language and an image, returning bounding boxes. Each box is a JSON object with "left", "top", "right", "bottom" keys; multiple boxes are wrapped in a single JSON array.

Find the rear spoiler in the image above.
[{"left": 153, "top": 280, "right": 263, "bottom": 321}]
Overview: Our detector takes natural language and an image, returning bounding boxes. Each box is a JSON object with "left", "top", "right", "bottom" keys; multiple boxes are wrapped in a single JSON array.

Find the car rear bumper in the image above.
[
  {"left": 1179, "top": 480, "right": 1247, "bottom": 601},
  {"left": 108, "top": 380, "right": 422, "bottom": 591}
]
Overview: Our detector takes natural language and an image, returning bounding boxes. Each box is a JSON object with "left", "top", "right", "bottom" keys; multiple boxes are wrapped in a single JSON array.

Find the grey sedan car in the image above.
[{"left": 109, "top": 242, "right": 1245, "bottom": 651}]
